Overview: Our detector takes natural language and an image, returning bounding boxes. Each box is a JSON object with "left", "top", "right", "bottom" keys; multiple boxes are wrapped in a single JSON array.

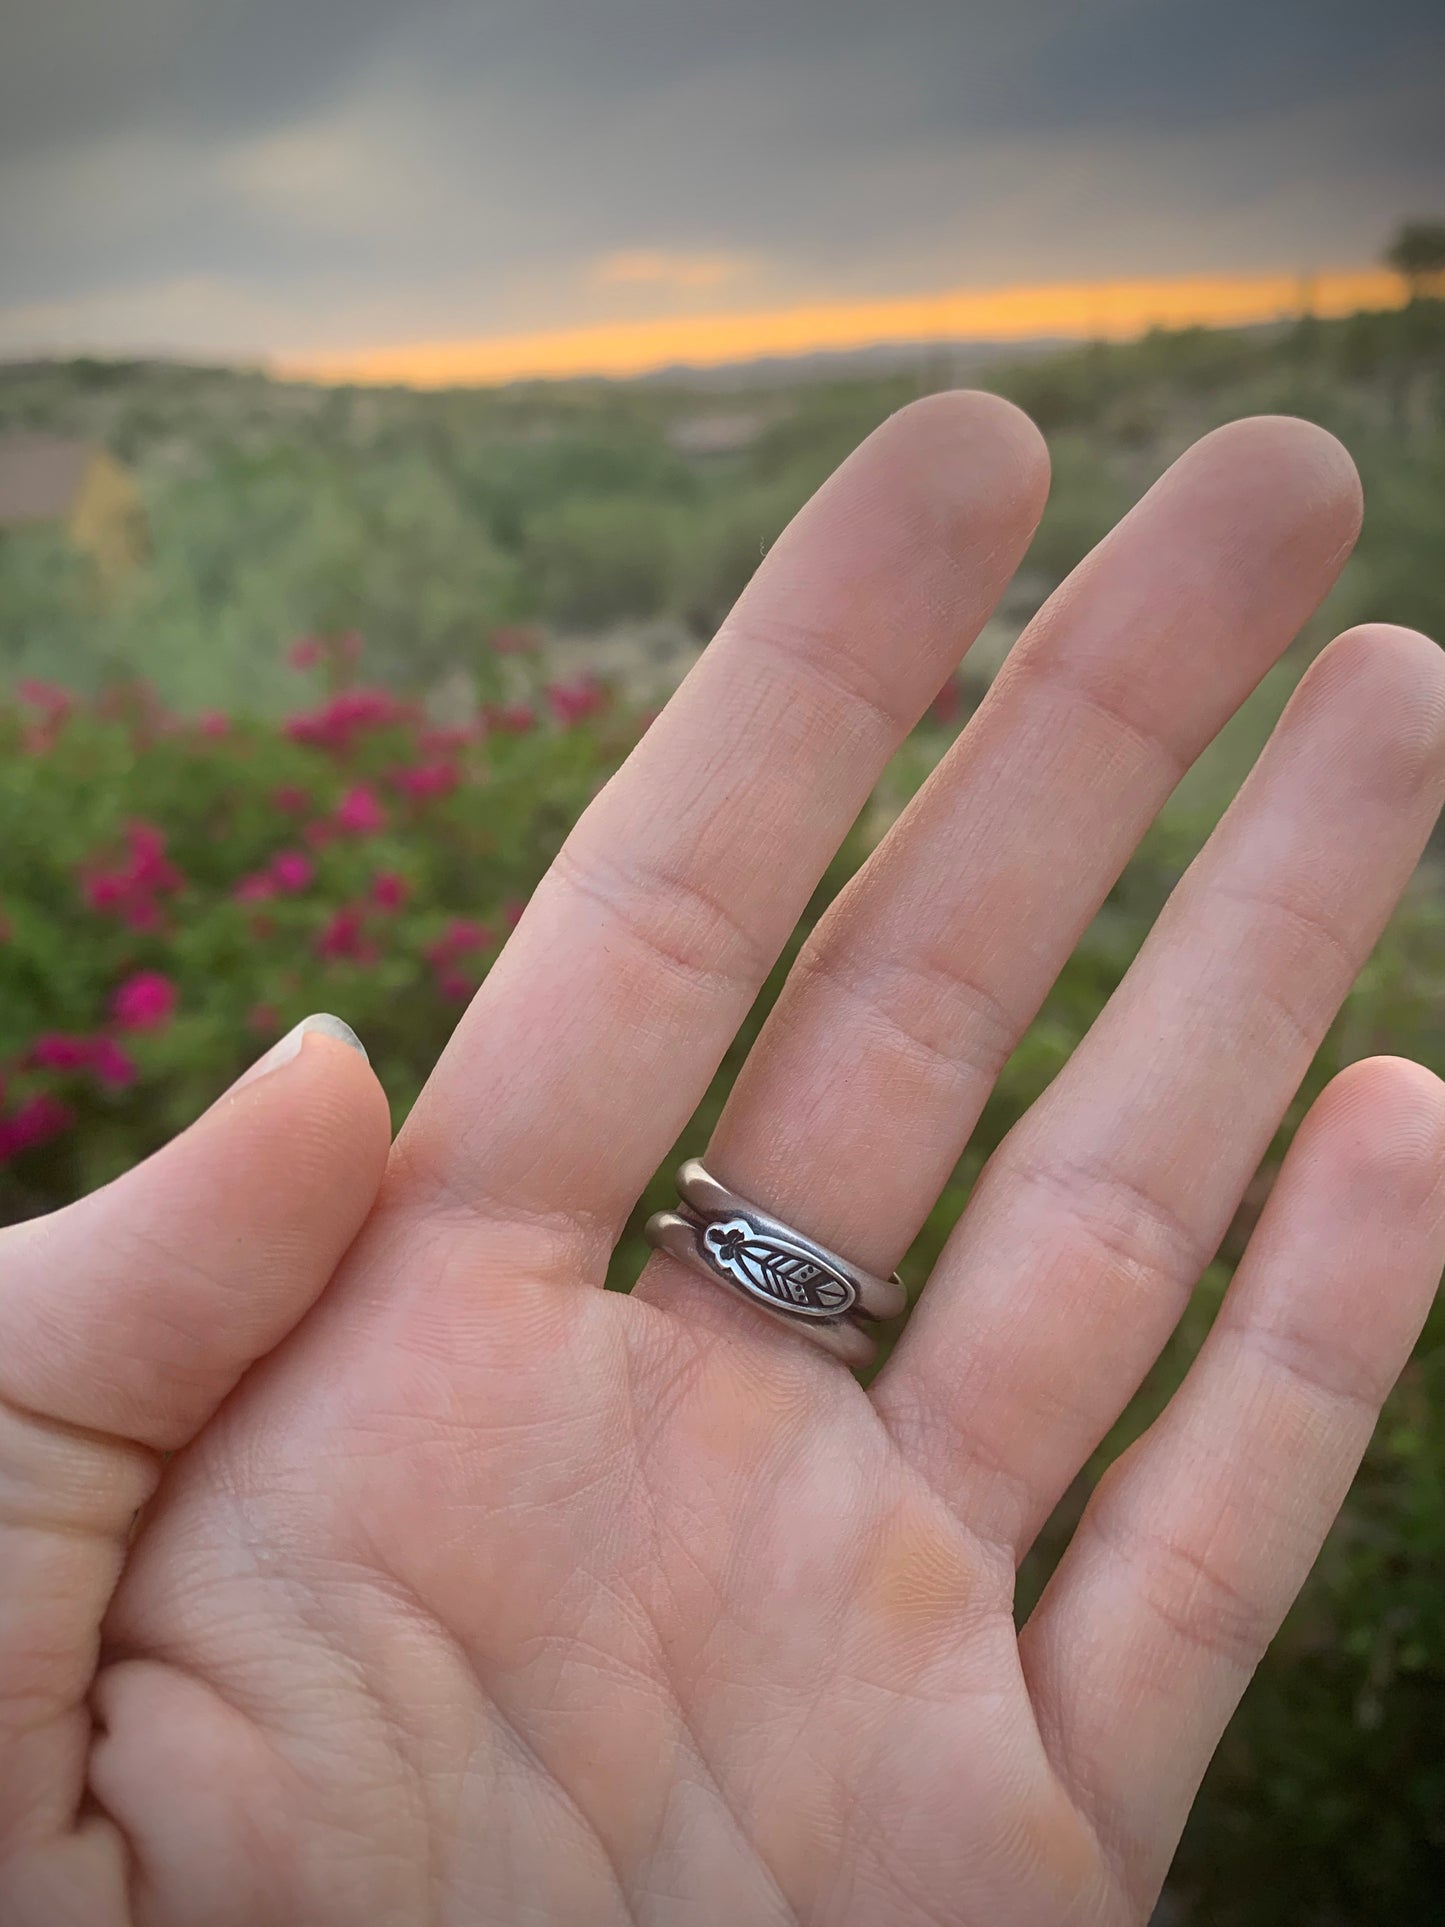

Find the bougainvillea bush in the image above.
[{"left": 0, "top": 640, "right": 626, "bottom": 1217}]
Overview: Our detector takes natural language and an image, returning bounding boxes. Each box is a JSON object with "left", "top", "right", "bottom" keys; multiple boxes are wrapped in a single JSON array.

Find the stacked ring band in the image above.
[{"left": 645, "top": 1159, "right": 907, "bottom": 1366}]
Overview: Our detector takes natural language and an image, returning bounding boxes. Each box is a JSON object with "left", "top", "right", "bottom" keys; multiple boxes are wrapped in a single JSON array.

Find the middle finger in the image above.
[{"left": 634, "top": 418, "right": 1360, "bottom": 1353}]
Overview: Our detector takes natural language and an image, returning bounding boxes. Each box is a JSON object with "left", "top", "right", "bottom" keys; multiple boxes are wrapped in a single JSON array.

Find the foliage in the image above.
[
  {"left": 3, "top": 302, "right": 1440, "bottom": 716},
  {"left": 1384, "top": 219, "right": 1445, "bottom": 302},
  {"left": 523, "top": 491, "right": 684, "bottom": 628},
  {"left": 0, "top": 661, "right": 623, "bottom": 1210}
]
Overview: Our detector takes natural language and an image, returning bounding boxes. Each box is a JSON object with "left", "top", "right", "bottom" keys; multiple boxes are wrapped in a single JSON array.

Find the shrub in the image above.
[
  {"left": 523, "top": 493, "right": 682, "bottom": 628},
  {"left": 0, "top": 658, "right": 635, "bottom": 1214}
]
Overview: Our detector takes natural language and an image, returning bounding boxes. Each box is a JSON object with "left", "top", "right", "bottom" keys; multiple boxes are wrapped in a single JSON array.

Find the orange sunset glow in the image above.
[{"left": 282, "top": 266, "right": 1404, "bottom": 388}]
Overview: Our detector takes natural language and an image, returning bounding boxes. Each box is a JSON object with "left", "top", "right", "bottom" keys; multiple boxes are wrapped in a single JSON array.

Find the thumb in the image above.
[
  {"left": 0, "top": 1013, "right": 389, "bottom": 1864},
  {"left": 2, "top": 1013, "right": 389, "bottom": 1447}
]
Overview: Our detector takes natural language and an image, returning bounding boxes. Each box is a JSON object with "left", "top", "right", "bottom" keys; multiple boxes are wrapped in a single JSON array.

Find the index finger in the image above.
[{"left": 396, "top": 393, "right": 1049, "bottom": 1245}]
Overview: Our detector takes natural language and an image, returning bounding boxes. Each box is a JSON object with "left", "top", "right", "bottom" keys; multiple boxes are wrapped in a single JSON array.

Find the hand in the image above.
[{"left": 4, "top": 397, "right": 1444, "bottom": 1927}]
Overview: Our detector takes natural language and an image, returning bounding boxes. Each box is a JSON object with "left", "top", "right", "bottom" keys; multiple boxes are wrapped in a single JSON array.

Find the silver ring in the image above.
[{"left": 644, "top": 1159, "right": 907, "bottom": 1366}]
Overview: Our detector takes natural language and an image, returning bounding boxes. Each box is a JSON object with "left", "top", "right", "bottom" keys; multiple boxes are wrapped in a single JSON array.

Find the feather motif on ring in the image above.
[{"left": 701, "top": 1216, "right": 856, "bottom": 1316}]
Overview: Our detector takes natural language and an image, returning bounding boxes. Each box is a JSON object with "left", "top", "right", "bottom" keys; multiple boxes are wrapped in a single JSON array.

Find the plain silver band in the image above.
[{"left": 644, "top": 1159, "right": 907, "bottom": 1367}]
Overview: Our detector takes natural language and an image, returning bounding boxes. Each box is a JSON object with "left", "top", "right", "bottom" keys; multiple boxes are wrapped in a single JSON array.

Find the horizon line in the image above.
[{"left": 275, "top": 264, "right": 1405, "bottom": 389}]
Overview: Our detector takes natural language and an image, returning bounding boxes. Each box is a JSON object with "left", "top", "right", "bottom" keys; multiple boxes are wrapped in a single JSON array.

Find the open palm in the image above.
[{"left": 5, "top": 397, "right": 1445, "bottom": 1927}]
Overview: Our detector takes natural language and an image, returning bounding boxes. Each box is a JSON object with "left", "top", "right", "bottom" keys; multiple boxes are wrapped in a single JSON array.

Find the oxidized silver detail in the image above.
[
  {"left": 644, "top": 1159, "right": 906, "bottom": 1366},
  {"left": 701, "top": 1215, "right": 858, "bottom": 1317}
]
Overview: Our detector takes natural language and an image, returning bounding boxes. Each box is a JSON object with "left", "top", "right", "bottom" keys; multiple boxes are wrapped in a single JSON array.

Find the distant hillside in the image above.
[
  {"left": 630, "top": 333, "right": 1072, "bottom": 390},
  {"left": 0, "top": 303, "right": 1439, "bottom": 713}
]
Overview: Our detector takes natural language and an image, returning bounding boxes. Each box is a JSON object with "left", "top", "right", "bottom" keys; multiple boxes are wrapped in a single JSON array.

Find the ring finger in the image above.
[{"left": 877, "top": 619, "right": 1445, "bottom": 1552}]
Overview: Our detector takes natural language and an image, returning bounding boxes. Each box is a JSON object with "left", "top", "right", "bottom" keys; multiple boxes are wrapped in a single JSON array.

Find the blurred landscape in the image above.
[
  {"left": 1, "top": 294, "right": 1443, "bottom": 1920},
  {"left": 3, "top": 300, "right": 1444, "bottom": 708}
]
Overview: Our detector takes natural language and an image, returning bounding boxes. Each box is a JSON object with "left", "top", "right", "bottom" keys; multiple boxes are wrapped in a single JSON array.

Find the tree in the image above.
[{"left": 1384, "top": 220, "right": 1445, "bottom": 301}]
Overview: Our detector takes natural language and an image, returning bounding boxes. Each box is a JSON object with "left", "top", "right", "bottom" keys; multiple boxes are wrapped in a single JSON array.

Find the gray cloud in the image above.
[{"left": 2, "top": 0, "right": 1442, "bottom": 359}]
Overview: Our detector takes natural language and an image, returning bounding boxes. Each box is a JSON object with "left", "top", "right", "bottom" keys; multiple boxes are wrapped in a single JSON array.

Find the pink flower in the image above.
[
  {"left": 288, "top": 636, "right": 326, "bottom": 670},
  {"left": 122, "top": 824, "right": 184, "bottom": 899},
  {"left": 273, "top": 783, "right": 312, "bottom": 814},
  {"left": 17, "top": 679, "right": 73, "bottom": 725},
  {"left": 317, "top": 906, "right": 367, "bottom": 961},
  {"left": 334, "top": 784, "right": 386, "bottom": 835},
  {"left": 82, "top": 822, "right": 185, "bottom": 926},
  {"left": 284, "top": 689, "right": 414, "bottom": 754},
  {"left": 372, "top": 871, "right": 408, "bottom": 911},
  {"left": 111, "top": 970, "right": 177, "bottom": 1033},
  {"left": 503, "top": 897, "right": 527, "bottom": 929},
  {"left": 546, "top": 675, "right": 608, "bottom": 727},
  {"left": 248, "top": 1004, "right": 281, "bottom": 1037},
  {"left": 424, "top": 918, "right": 494, "bottom": 998},
  {"left": 425, "top": 919, "right": 493, "bottom": 965},
  {"left": 0, "top": 1092, "right": 74, "bottom": 1162},
  {"left": 26, "top": 1033, "right": 136, "bottom": 1090},
  {"left": 29, "top": 1033, "right": 95, "bottom": 1072},
  {"left": 227, "top": 847, "right": 309, "bottom": 904},
  {"left": 91, "top": 1038, "right": 138, "bottom": 1090},
  {"left": 84, "top": 873, "right": 126, "bottom": 913},
  {"left": 489, "top": 701, "right": 536, "bottom": 735},
  {"left": 196, "top": 710, "right": 230, "bottom": 738},
  {"left": 393, "top": 760, "right": 459, "bottom": 801},
  {"left": 270, "top": 850, "right": 314, "bottom": 893}
]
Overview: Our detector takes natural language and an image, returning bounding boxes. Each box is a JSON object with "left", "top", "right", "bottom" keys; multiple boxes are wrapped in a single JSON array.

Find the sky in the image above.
[{"left": 2, "top": 0, "right": 1442, "bottom": 381}]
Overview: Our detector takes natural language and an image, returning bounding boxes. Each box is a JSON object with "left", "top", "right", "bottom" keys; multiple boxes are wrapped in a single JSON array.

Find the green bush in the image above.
[
  {"left": 523, "top": 492, "right": 682, "bottom": 627},
  {"left": 0, "top": 666, "right": 626, "bottom": 1208}
]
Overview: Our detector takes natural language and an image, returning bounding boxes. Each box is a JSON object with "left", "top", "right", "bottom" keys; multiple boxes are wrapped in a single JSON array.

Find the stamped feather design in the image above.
[{"left": 701, "top": 1216, "right": 856, "bottom": 1316}]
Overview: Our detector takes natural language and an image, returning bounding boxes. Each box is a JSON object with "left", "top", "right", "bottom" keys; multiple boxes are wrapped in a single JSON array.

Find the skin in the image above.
[{"left": 2, "top": 395, "right": 1444, "bottom": 1926}]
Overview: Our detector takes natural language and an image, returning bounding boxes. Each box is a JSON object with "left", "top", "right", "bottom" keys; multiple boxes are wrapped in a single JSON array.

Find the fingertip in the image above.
[
  {"left": 1305, "top": 620, "right": 1445, "bottom": 692},
  {"left": 293, "top": 1010, "right": 368, "bottom": 1061},
  {"left": 220, "top": 1017, "right": 393, "bottom": 1210},
  {"left": 231, "top": 1010, "right": 366, "bottom": 1088},
  {"left": 1299, "top": 1056, "right": 1445, "bottom": 1221},
  {"left": 1188, "top": 414, "right": 1363, "bottom": 532},
  {"left": 1281, "top": 622, "right": 1445, "bottom": 805},
  {"left": 1142, "top": 416, "right": 1362, "bottom": 595},
  {"left": 1311, "top": 621, "right": 1445, "bottom": 713},
  {"left": 1315, "top": 1052, "right": 1445, "bottom": 1127},
  {"left": 228, "top": 1005, "right": 387, "bottom": 1115},
  {"left": 876, "top": 388, "right": 1052, "bottom": 519},
  {"left": 0, "top": 1016, "right": 396, "bottom": 1447},
  {"left": 293, "top": 1023, "right": 394, "bottom": 1171}
]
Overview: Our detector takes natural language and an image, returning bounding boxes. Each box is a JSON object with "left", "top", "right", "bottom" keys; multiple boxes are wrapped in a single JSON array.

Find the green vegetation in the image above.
[
  {"left": 3, "top": 301, "right": 1443, "bottom": 709},
  {"left": 1, "top": 303, "right": 1443, "bottom": 1920},
  {"left": 1385, "top": 219, "right": 1445, "bottom": 303}
]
